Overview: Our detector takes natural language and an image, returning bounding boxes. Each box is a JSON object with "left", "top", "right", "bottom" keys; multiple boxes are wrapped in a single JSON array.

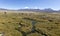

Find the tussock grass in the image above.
[{"left": 0, "top": 12, "right": 60, "bottom": 36}]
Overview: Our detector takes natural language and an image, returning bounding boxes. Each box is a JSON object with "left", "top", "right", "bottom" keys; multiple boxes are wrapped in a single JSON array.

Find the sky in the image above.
[{"left": 0, "top": 0, "right": 60, "bottom": 10}]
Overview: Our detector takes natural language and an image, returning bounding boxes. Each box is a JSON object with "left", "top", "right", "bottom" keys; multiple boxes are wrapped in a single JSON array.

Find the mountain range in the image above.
[{"left": 0, "top": 8, "right": 60, "bottom": 12}]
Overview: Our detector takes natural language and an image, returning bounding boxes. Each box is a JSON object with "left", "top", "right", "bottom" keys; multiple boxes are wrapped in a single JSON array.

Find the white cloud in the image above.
[
  {"left": 34, "top": 7, "right": 38, "bottom": 9},
  {"left": 24, "top": 7, "right": 29, "bottom": 9},
  {"left": 24, "top": 7, "right": 39, "bottom": 9}
]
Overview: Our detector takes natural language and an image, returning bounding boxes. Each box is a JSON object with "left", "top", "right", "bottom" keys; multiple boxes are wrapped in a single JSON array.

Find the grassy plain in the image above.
[{"left": 0, "top": 12, "right": 60, "bottom": 36}]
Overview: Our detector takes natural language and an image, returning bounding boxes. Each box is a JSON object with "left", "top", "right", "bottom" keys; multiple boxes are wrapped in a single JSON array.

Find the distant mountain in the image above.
[
  {"left": 18, "top": 9, "right": 41, "bottom": 12},
  {"left": 44, "top": 8, "right": 53, "bottom": 11},
  {"left": 0, "top": 8, "right": 59, "bottom": 13},
  {"left": 0, "top": 8, "right": 8, "bottom": 10},
  {"left": 42, "top": 8, "right": 58, "bottom": 12},
  {"left": 18, "top": 8, "right": 58, "bottom": 12}
]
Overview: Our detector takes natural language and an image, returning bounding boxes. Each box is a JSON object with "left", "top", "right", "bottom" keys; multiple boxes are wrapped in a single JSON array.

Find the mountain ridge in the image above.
[{"left": 0, "top": 8, "right": 60, "bottom": 12}]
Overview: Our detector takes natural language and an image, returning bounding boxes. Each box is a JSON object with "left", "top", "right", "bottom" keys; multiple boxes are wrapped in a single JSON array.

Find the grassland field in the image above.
[{"left": 0, "top": 12, "right": 60, "bottom": 36}]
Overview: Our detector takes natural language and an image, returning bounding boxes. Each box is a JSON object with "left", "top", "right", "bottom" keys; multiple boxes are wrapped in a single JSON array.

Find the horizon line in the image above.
[{"left": 0, "top": 8, "right": 59, "bottom": 10}]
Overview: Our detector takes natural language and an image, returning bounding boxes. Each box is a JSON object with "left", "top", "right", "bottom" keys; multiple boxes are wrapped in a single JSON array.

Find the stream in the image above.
[{"left": 23, "top": 18, "right": 37, "bottom": 32}]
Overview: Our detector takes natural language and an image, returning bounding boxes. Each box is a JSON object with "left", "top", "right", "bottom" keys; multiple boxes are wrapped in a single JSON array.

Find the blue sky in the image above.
[{"left": 0, "top": 0, "right": 60, "bottom": 10}]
